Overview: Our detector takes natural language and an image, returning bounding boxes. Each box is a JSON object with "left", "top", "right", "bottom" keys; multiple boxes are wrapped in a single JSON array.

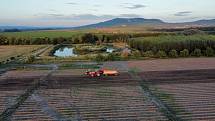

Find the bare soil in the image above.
[
  {"left": 128, "top": 58, "right": 215, "bottom": 72},
  {"left": 1, "top": 58, "right": 215, "bottom": 120},
  {"left": 140, "top": 69, "right": 215, "bottom": 121}
]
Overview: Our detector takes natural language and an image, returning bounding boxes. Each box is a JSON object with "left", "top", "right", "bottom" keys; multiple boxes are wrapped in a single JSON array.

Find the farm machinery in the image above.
[{"left": 85, "top": 69, "right": 119, "bottom": 77}]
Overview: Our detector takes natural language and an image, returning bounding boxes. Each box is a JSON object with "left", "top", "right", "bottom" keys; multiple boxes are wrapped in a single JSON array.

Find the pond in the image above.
[
  {"left": 106, "top": 47, "right": 115, "bottom": 53},
  {"left": 54, "top": 47, "right": 77, "bottom": 57}
]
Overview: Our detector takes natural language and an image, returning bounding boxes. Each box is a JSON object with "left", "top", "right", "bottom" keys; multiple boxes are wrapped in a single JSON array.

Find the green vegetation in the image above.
[
  {"left": 0, "top": 31, "right": 167, "bottom": 45},
  {"left": 143, "top": 51, "right": 154, "bottom": 58},
  {"left": 156, "top": 50, "right": 167, "bottom": 58},
  {"left": 129, "top": 35, "right": 215, "bottom": 58},
  {"left": 168, "top": 50, "right": 178, "bottom": 58},
  {"left": 74, "top": 44, "right": 108, "bottom": 55},
  {"left": 59, "top": 63, "right": 100, "bottom": 69},
  {"left": 205, "top": 47, "right": 214, "bottom": 57},
  {"left": 179, "top": 49, "right": 189, "bottom": 57},
  {"left": 1, "top": 30, "right": 215, "bottom": 63},
  {"left": 0, "top": 30, "right": 82, "bottom": 39},
  {"left": 191, "top": 49, "right": 202, "bottom": 57},
  {"left": 24, "top": 55, "right": 36, "bottom": 64}
]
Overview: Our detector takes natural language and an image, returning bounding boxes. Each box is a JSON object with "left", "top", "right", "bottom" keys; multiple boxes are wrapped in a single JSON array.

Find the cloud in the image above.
[
  {"left": 93, "top": 4, "right": 101, "bottom": 7},
  {"left": 174, "top": 11, "right": 192, "bottom": 16},
  {"left": 66, "top": 2, "right": 77, "bottom": 5},
  {"left": 35, "top": 13, "right": 141, "bottom": 20},
  {"left": 31, "top": 13, "right": 143, "bottom": 26},
  {"left": 47, "top": 14, "right": 64, "bottom": 17},
  {"left": 48, "top": 9, "right": 58, "bottom": 12},
  {"left": 119, "top": 14, "right": 140, "bottom": 18},
  {"left": 123, "top": 4, "right": 146, "bottom": 9}
]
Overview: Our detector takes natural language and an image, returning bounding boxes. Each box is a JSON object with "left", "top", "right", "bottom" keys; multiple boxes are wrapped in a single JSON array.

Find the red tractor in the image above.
[{"left": 85, "top": 69, "right": 119, "bottom": 77}]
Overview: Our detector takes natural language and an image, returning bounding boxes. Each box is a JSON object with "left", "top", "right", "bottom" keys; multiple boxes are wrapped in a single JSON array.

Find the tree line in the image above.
[
  {"left": 0, "top": 32, "right": 165, "bottom": 45},
  {"left": 129, "top": 35, "right": 215, "bottom": 57}
]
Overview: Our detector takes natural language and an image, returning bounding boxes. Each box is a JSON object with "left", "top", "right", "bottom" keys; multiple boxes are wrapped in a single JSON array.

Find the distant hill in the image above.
[
  {"left": 74, "top": 18, "right": 215, "bottom": 29},
  {"left": 188, "top": 19, "right": 215, "bottom": 26},
  {"left": 0, "top": 26, "right": 59, "bottom": 32},
  {"left": 0, "top": 18, "right": 215, "bottom": 32},
  {"left": 74, "top": 18, "right": 165, "bottom": 29}
]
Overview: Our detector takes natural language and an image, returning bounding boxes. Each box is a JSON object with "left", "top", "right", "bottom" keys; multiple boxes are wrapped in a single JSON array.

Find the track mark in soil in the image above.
[
  {"left": 129, "top": 70, "right": 183, "bottom": 121},
  {"left": 0, "top": 64, "right": 58, "bottom": 121},
  {"left": 31, "top": 93, "right": 71, "bottom": 121}
]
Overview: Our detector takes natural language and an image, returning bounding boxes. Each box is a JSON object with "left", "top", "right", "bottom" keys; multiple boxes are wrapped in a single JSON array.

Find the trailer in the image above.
[{"left": 85, "top": 69, "right": 119, "bottom": 77}]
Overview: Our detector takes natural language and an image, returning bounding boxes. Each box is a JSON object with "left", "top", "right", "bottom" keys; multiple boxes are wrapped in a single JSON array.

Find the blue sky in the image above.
[{"left": 0, "top": 0, "right": 214, "bottom": 27}]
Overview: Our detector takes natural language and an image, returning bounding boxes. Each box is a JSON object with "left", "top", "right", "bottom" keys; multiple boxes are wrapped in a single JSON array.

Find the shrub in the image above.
[
  {"left": 168, "top": 50, "right": 178, "bottom": 58},
  {"left": 205, "top": 47, "right": 214, "bottom": 57},
  {"left": 180, "top": 49, "right": 189, "bottom": 57},
  {"left": 192, "top": 49, "right": 202, "bottom": 57},
  {"left": 156, "top": 50, "right": 167, "bottom": 58},
  {"left": 10, "top": 57, "right": 15, "bottom": 60},
  {"left": 143, "top": 51, "right": 154, "bottom": 58},
  {"left": 132, "top": 50, "right": 142, "bottom": 58},
  {"left": 106, "top": 53, "right": 116, "bottom": 61},
  {"left": 25, "top": 55, "right": 36, "bottom": 64},
  {"left": 94, "top": 54, "right": 106, "bottom": 62}
]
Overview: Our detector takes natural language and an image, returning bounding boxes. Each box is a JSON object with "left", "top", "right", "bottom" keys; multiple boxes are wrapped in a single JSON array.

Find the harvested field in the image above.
[
  {"left": 0, "top": 90, "right": 24, "bottom": 113},
  {"left": 0, "top": 45, "right": 46, "bottom": 62},
  {"left": 0, "top": 70, "right": 50, "bottom": 80},
  {"left": 0, "top": 73, "right": 167, "bottom": 121},
  {"left": 128, "top": 58, "right": 215, "bottom": 72},
  {"left": 140, "top": 69, "right": 215, "bottom": 121},
  {"left": 1, "top": 58, "right": 215, "bottom": 120}
]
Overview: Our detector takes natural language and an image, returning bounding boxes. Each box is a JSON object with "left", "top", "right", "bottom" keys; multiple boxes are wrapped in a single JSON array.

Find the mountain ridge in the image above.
[{"left": 0, "top": 18, "right": 215, "bottom": 31}]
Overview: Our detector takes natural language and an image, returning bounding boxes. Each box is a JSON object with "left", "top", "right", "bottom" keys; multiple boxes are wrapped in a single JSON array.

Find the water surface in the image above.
[{"left": 54, "top": 47, "right": 77, "bottom": 57}]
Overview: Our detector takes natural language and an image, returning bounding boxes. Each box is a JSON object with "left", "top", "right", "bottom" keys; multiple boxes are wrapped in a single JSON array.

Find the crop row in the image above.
[
  {"left": 0, "top": 74, "right": 168, "bottom": 121},
  {"left": 141, "top": 69, "right": 215, "bottom": 121}
]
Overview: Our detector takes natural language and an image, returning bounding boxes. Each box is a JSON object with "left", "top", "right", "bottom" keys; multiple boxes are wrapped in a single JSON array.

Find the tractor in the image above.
[{"left": 85, "top": 69, "right": 119, "bottom": 77}]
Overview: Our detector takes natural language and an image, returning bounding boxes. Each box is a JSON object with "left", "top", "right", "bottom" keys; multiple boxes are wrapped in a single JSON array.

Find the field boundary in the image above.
[
  {"left": 129, "top": 70, "right": 183, "bottom": 121},
  {"left": 0, "top": 64, "right": 58, "bottom": 120}
]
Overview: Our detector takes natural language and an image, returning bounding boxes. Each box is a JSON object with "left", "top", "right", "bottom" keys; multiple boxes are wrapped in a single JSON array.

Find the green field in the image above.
[
  {"left": 0, "top": 25, "right": 156, "bottom": 39},
  {"left": 0, "top": 30, "right": 84, "bottom": 39}
]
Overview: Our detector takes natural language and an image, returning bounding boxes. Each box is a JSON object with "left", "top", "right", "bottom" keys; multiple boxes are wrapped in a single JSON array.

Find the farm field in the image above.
[
  {"left": 0, "top": 72, "right": 167, "bottom": 121},
  {"left": 0, "top": 45, "right": 47, "bottom": 62},
  {"left": 0, "top": 58, "right": 215, "bottom": 120},
  {"left": 0, "top": 30, "right": 83, "bottom": 39},
  {"left": 127, "top": 58, "right": 215, "bottom": 72},
  {"left": 140, "top": 69, "right": 215, "bottom": 120},
  {"left": 1, "top": 0, "right": 215, "bottom": 120}
]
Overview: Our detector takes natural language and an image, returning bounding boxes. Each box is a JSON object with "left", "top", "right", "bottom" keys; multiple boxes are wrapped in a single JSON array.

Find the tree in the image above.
[
  {"left": 106, "top": 53, "right": 116, "bottom": 61},
  {"left": 94, "top": 54, "right": 106, "bottom": 62},
  {"left": 192, "top": 49, "right": 202, "bottom": 57},
  {"left": 205, "top": 47, "right": 214, "bottom": 57},
  {"left": 143, "top": 51, "right": 154, "bottom": 58},
  {"left": 132, "top": 50, "right": 142, "bottom": 58},
  {"left": 156, "top": 50, "right": 167, "bottom": 58},
  {"left": 168, "top": 49, "right": 178, "bottom": 58},
  {"left": 81, "top": 33, "right": 98, "bottom": 43},
  {"left": 25, "top": 55, "right": 36, "bottom": 64},
  {"left": 180, "top": 49, "right": 189, "bottom": 57}
]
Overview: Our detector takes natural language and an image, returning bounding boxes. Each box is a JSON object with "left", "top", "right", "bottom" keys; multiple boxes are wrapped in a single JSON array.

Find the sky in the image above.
[{"left": 0, "top": 0, "right": 215, "bottom": 27}]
